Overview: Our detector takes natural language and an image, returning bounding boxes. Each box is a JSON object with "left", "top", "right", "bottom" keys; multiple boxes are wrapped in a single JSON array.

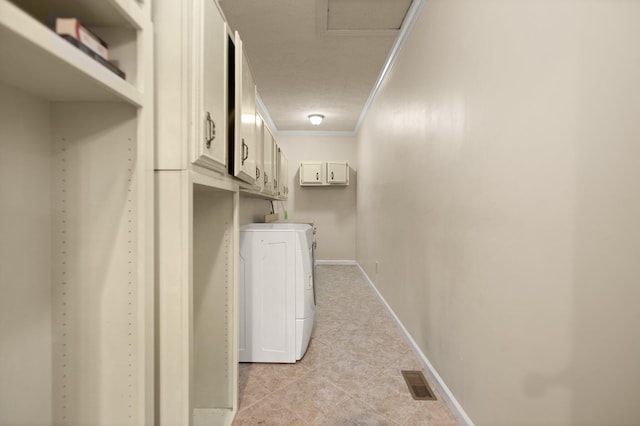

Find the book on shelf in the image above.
[
  {"left": 55, "top": 17, "right": 110, "bottom": 61},
  {"left": 60, "top": 35, "right": 126, "bottom": 80}
]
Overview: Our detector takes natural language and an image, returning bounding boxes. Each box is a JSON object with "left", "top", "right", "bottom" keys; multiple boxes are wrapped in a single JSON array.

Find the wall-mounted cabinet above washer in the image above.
[
  {"left": 300, "top": 161, "right": 349, "bottom": 186},
  {"left": 327, "top": 161, "right": 349, "bottom": 184},
  {"left": 300, "top": 161, "right": 324, "bottom": 185},
  {"left": 155, "top": 0, "right": 288, "bottom": 201},
  {"left": 156, "top": 0, "right": 229, "bottom": 174},
  {"left": 277, "top": 145, "right": 290, "bottom": 198},
  {"left": 229, "top": 32, "right": 258, "bottom": 185},
  {"left": 262, "top": 122, "right": 276, "bottom": 196}
]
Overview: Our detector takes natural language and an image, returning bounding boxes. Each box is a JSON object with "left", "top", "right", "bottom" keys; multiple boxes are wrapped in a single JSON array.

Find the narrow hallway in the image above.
[{"left": 233, "top": 264, "right": 459, "bottom": 425}]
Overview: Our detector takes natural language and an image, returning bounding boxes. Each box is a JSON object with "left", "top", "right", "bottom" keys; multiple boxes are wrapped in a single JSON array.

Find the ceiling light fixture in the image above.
[{"left": 308, "top": 114, "right": 324, "bottom": 126}]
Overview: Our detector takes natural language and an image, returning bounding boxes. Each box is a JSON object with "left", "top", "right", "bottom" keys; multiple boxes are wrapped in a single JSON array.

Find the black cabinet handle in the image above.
[
  {"left": 205, "top": 112, "right": 216, "bottom": 149},
  {"left": 264, "top": 172, "right": 268, "bottom": 185},
  {"left": 331, "top": 171, "right": 334, "bottom": 180},
  {"left": 256, "top": 167, "right": 261, "bottom": 179},
  {"left": 316, "top": 172, "right": 319, "bottom": 181},
  {"left": 241, "top": 139, "right": 248, "bottom": 165}
]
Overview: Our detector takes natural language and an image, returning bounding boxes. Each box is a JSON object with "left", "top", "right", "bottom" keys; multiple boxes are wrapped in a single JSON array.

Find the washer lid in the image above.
[
  {"left": 241, "top": 223, "right": 312, "bottom": 231},
  {"left": 271, "top": 218, "right": 315, "bottom": 227}
]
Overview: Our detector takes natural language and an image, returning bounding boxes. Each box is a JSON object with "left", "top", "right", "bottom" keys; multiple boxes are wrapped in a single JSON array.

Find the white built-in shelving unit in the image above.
[
  {"left": 1, "top": 0, "right": 288, "bottom": 422},
  {"left": 0, "top": 0, "right": 154, "bottom": 425},
  {"left": 155, "top": 171, "right": 239, "bottom": 425},
  {"left": 154, "top": 0, "right": 239, "bottom": 424}
]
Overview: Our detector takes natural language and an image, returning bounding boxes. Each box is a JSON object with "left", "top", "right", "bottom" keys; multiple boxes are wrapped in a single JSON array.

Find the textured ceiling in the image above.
[
  {"left": 327, "top": 0, "right": 410, "bottom": 30},
  {"left": 218, "top": 0, "right": 412, "bottom": 133}
]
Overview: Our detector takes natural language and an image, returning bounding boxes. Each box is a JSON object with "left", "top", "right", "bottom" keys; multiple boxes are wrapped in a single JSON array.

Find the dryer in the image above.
[{"left": 239, "top": 223, "right": 315, "bottom": 363}]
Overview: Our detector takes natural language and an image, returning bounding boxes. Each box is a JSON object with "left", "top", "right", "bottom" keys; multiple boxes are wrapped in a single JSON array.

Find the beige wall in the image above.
[
  {"left": 356, "top": 1, "right": 640, "bottom": 425},
  {"left": 278, "top": 134, "right": 357, "bottom": 260},
  {"left": 238, "top": 196, "right": 273, "bottom": 226}
]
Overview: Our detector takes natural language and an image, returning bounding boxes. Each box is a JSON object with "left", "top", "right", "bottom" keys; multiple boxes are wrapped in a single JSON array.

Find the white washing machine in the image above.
[{"left": 239, "top": 223, "right": 316, "bottom": 363}]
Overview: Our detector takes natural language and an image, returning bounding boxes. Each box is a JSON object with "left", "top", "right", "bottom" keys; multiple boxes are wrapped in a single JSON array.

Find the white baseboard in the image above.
[
  {"left": 314, "top": 260, "right": 358, "bottom": 265},
  {"left": 354, "top": 263, "right": 474, "bottom": 426}
]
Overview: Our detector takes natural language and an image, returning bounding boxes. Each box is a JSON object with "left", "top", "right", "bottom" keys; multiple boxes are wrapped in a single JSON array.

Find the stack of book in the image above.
[{"left": 55, "top": 17, "right": 126, "bottom": 79}]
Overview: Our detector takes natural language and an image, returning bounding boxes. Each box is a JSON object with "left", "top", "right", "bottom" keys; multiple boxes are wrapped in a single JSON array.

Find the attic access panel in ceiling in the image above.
[{"left": 324, "top": 0, "right": 413, "bottom": 33}]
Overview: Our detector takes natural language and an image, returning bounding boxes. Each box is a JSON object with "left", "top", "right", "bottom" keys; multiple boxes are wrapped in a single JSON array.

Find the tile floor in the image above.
[{"left": 232, "top": 264, "right": 460, "bottom": 425}]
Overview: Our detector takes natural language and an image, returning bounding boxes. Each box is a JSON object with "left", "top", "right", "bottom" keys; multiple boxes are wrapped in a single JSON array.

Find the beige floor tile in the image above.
[
  {"left": 298, "top": 337, "right": 343, "bottom": 370},
  {"left": 312, "top": 396, "right": 398, "bottom": 425},
  {"left": 243, "top": 361, "right": 312, "bottom": 393},
  {"left": 267, "top": 374, "right": 351, "bottom": 423},
  {"left": 237, "top": 364, "right": 271, "bottom": 410},
  {"left": 232, "top": 394, "right": 309, "bottom": 425},
  {"left": 399, "top": 403, "right": 460, "bottom": 426}
]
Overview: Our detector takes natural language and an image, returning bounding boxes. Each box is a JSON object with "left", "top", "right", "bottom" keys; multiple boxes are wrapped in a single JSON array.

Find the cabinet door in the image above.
[
  {"left": 300, "top": 162, "right": 324, "bottom": 185},
  {"left": 193, "top": 0, "right": 227, "bottom": 172},
  {"left": 278, "top": 148, "right": 289, "bottom": 199},
  {"left": 232, "top": 33, "right": 257, "bottom": 184},
  {"left": 262, "top": 126, "right": 275, "bottom": 195},
  {"left": 276, "top": 144, "right": 283, "bottom": 197},
  {"left": 327, "top": 162, "right": 349, "bottom": 184},
  {"left": 255, "top": 114, "right": 264, "bottom": 190},
  {"left": 284, "top": 155, "right": 289, "bottom": 198}
]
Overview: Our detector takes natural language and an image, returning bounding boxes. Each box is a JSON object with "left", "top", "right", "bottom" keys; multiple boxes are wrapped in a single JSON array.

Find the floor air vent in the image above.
[{"left": 402, "top": 370, "right": 436, "bottom": 401}]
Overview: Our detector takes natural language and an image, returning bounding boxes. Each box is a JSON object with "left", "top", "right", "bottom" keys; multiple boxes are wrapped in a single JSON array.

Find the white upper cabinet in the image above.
[
  {"left": 155, "top": 0, "right": 286, "bottom": 199},
  {"left": 231, "top": 33, "right": 257, "bottom": 184},
  {"left": 193, "top": 0, "right": 227, "bottom": 172},
  {"left": 299, "top": 161, "right": 349, "bottom": 186},
  {"left": 277, "top": 145, "right": 289, "bottom": 199},
  {"left": 262, "top": 125, "right": 276, "bottom": 196},
  {"left": 255, "top": 114, "right": 265, "bottom": 191},
  {"left": 283, "top": 153, "right": 289, "bottom": 199},
  {"left": 300, "top": 161, "right": 324, "bottom": 185},
  {"left": 155, "top": 0, "right": 228, "bottom": 173},
  {"left": 327, "top": 161, "right": 349, "bottom": 184}
]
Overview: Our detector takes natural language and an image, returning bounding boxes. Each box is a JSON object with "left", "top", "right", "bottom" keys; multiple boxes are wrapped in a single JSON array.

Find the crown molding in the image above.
[
  {"left": 255, "top": 92, "right": 279, "bottom": 134},
  {"left": 354, "top": 0, "right": 427, "bottom": 134},
  {"left": 276, "top": 130, "right": 357, "bottom": 138}
]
